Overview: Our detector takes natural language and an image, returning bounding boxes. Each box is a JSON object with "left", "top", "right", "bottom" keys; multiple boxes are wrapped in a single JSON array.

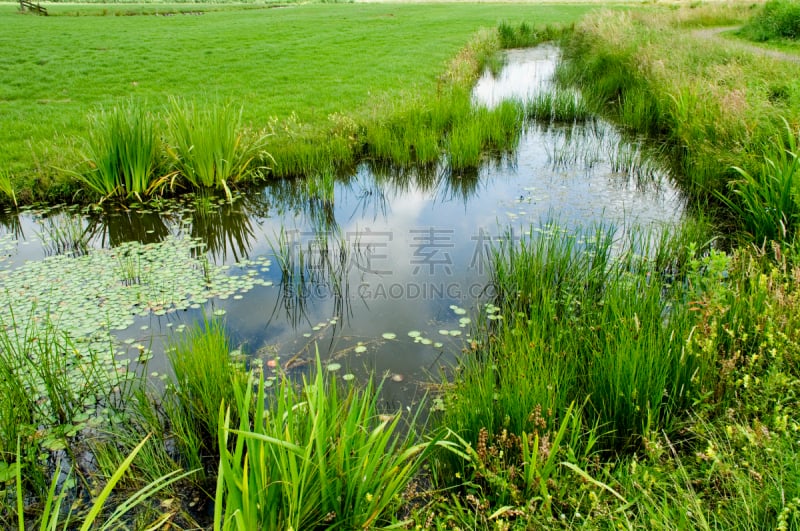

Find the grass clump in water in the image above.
[
  {"left": 215, "top": 353, "right": 437, "bottom": 529},
  {"left": 76, "top": 102, "right": 165, "bottom": 202},
  {"left": 526, "top": 88, "right": 592, "bottom": 123},
  {"left": 166, "top": 99, "right": 269, "bottom": 201},
  {"left": 164, "top": 316, "right": 247, "bottom": 468}
]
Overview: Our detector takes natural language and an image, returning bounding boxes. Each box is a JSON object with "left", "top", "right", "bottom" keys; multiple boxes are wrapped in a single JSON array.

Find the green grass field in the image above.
[{"left": 0, "top": 3, "right": 592, "bottom": 179}]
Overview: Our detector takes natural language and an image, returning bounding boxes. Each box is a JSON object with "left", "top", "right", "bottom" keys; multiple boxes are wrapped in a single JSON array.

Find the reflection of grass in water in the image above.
[
  {"left": 0, "top": 209, "right": 24, "bottom": 240},
  {"left": 188, "top": 191, "right": 256, "bottom": 263},
  {"left": 37, "top": 211, "right": 91, "bottom": 257},
  {"left": 267, "top": 228, "right": 354, "bottom": 329},
  {"left": 541, "top": 121, "right": 669, "bottom": 191},
  {"left": 86, "top": 207, "right": 172, "bottom": 248}
]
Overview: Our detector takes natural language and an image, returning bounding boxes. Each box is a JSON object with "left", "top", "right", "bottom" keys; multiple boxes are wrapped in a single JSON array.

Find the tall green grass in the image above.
[
  {"left": 267, "top": 113, "right": 358, "bottom": 178},
  {"left": 717, "top": 123, "right": 800, "bottom": 243},
  {"left": 215, "top": 354, "right": 436, "bottom": 530},
  {"left": 426, "top": 221, "right": 800, "bottom": 526},
  {"left": 740, "top": 0, "right": 800, "bottom": 41},
  {"left": 0, "top": 170, "right": 17, "bottom": 207},
  {"left": 433, "top": 223, "right": 720, "bottom": 517},
  {"left": 497, "top": 21, "right": 567, "bottom": 50},
  {"left": 164, "top": 316, "right": 247, "bottom": 464},
  {"left": 166, "top": 99, "right": 269, "bottom": 201},
  {"left": 526, "top": 88, "right": 592, "bottom": 123},
  {"left": 559, "top": 6, "right": 800, "bottom": 242},
  {"left": 77, "top": 103, "right": 165, "bottom": 202}
]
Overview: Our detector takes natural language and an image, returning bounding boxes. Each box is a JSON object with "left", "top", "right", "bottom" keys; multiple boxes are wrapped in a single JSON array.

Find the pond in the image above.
[{"left": 0, "top": 45, "right": 685, "bottom": 409}]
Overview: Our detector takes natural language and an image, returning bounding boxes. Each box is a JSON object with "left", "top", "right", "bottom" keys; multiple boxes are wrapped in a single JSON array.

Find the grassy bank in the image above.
[
  {"left": 0, "top": 2, "right": 591, "bottom": 203},
  {"left": 557, "top": 3, "right": 800, "bottom": 242},
  {"left": 6, "top": 224, "right": 798, "bottom": 529},
  {"left": 423, "top": 225, "right": 800, "bottom": 529},
  {"left": 410, "top": 4, "right": 800, "bottom": 529},
  {"left": 5, "top": 2, "right": 800, "bottom": 529}
]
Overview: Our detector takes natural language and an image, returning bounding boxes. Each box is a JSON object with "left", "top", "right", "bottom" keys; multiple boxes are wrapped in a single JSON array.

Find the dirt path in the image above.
[{"left": 691, "top": 26, "right": 800, "bottom": 64}]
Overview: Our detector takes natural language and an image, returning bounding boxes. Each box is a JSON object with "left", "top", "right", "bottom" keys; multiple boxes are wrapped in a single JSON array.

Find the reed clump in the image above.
[
  {"left": 166, "top": 99, "right": 270, "bottom": 201},
  {"left": 215, "top": 355, "right": 437, "bottom": 530},
  {"left": 76, "top": 103, "right": 166, "bottom": 202},
  {"left": 72, "top": 100, "right": 270, "bottom": 204},
  {"left": 526, "top": 88, "right": 592, "bottom": 123}
]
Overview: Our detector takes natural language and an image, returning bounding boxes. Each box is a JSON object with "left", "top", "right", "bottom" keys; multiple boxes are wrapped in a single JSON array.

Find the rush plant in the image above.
[
  {"left": 166, "top": 99, "right": 269, "bottom": 201},
  {"left": 77, "top": 102, "right": 165, "bottom": 202}
]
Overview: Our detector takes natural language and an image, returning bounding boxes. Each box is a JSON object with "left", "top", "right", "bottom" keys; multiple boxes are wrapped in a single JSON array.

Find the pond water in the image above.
[{"left": 0, "top": 45, "right": 685, "bottom": 408}]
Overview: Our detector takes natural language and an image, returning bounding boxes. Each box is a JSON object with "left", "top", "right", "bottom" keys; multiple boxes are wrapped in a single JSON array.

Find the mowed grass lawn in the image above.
[{"left": 0, "top": 3, "right": 593, "bottom": 174}]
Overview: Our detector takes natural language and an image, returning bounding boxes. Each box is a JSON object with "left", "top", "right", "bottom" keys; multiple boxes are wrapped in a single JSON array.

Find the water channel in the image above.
[{"left": 0, "top": 45, "right": 685, "bottom": 408}]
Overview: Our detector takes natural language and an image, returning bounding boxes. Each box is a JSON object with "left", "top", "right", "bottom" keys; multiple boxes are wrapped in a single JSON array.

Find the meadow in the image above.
[
  {"left": 0, "top": 2, "right": 591, "bottom": 200},
  {"left": 2, "top": 0, "right": 800, "bottom": 529}
]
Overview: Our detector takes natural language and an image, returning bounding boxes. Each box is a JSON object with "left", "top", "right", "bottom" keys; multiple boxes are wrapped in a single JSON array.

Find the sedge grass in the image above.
[
  {"left": 439, "top": 223, "right": 716, "bottom": 462},
  {"left": 426, "top": 223, "right": 800, "bottom": 526},
  {"left": 716, "top": 121, "right": 800, "bottom": 244},
  {"left": 166, "top": 99, "right": 268, "bottom": 201},
  {"left": 526, "top": 88, "right": 593, "bottom": 124},
  {"left": 76, "top": 102, "right": 165, "bottom": 202},
  {"left": 165, "top": 316, "right": 247, "bottom": 460},
  {"left": 216, "top": 353, "right": 437, "bottom": 530}
]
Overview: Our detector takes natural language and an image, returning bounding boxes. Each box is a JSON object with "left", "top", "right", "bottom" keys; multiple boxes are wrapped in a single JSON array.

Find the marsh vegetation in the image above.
[{"left": 1, "top": 2, "right": 800, "bottom": 530}]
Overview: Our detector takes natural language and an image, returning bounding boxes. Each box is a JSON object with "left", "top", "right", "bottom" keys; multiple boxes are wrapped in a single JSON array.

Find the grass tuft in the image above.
[
  {"left": 526, "top": 88, "right": 592, "bottom": 123},
  {"left": 77, "top": 102, "right": 165, "bottom": 202},
  {"left": 717, "top": 121, "right": 800, "bottom": 244},
  {"left": 166, "top": 99, "right": 269, "bottom": 201},
  {"left": 216, "top": 353, "right": 435, "bottom": 530},
  {"left": 165, "top": 316, "right": 246, "bottom": 462}
]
